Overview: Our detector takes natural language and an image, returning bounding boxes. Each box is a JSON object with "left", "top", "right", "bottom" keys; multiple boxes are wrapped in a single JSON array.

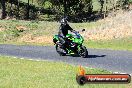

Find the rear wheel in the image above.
[
  {"left": 78, "top": 46, "right": 88, "bottom": 58},
  {"left": 56, "top": 44, "right": 66, "bottom": 56}
]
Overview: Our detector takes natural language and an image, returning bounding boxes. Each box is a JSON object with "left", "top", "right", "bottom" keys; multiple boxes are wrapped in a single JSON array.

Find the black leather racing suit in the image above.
[{"left": 58, "top": 24, "right": 73, "bottom": 46}]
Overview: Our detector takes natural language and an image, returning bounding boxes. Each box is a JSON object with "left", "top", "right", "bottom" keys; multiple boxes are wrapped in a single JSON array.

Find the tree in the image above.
[
  {"left": 17, "top": 0, "right": 20, "bottom": 19},
  {"left": 99, "top": 0, "right": 104, "bottom": 13},
  {"left": 104, "top": 0, "right": 108, "bottom": 18},
  {"left": 0, "top": 0, "right": 6, "bottom": 19},
  {"left": 119, "top": 0, "right": 129, "bottom": 9},
  {"left": 25, "top": 0, "right": 30, "bottom": 19}
]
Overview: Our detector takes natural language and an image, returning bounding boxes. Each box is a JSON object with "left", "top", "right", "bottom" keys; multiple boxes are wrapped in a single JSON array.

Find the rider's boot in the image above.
[{"left": 58, "top": 42, "right": 67, "bottom": 54}]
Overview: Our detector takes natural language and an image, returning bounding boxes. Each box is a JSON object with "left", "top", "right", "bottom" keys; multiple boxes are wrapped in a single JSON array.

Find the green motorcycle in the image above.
[{"left": 53, "top": 30, "right": 88, "bottom": 58}]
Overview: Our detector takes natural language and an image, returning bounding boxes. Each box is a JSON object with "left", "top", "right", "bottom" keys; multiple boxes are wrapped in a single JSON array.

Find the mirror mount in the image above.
[{"left": 82, "top": 29, "right": 85, "bottom": 32}]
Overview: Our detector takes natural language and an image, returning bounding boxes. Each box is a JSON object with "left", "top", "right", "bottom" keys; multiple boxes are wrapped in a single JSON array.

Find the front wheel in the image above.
[{"left": 78, "top": 46, "right": 88, "bottom": 58}]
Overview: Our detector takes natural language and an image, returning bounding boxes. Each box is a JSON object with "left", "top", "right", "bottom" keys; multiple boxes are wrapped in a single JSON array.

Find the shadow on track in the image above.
[
  {"left": 70, "top": 54, "right": 106, "bottom": 58},
  {"left": 87, "top": 55, "right": 106, "bottom": 58}
]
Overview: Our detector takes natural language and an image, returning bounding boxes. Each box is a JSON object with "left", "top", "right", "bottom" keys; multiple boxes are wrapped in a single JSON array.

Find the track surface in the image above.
[{"left": 0, "top": 44, "right": 132, "bottom": 74}]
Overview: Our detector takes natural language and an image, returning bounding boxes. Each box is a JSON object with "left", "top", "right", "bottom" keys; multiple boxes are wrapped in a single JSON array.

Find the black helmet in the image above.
[{"left": 60, "top": 17, "right": 68, "bottom": 25}]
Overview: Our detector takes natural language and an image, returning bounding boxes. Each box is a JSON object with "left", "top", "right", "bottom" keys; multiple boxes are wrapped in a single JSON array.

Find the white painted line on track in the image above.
[{"left": 20, "top": 58, "right": 24, "bottom": 59}]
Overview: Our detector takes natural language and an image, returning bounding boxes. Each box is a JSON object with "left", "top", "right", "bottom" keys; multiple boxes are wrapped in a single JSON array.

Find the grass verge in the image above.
[
  {"left": 0, "top": 20, "right": 131, "bottom": 51},
  {"left": 0, "top": 56, "right": 131, "bottom": 88},
  {"left": 84, "top": 37, "right": 132, "bottom": 51}
]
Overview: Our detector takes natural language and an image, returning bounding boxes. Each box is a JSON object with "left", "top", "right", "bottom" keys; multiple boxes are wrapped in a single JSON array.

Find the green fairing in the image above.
[
  {"left": 66, "top": 34, "right": 72, "bottom": 38},
  {"left": 73, "top": 36, "right": 84, "bottom": 44},
  {"left": 53, "top": 35, "right": 59, "bottom": 40},
  {"left": 53, "top": 33, "right": 84, "bottom": 45},
  {"left": 53, "top": 32, "right": 88, "bottom": 57}
]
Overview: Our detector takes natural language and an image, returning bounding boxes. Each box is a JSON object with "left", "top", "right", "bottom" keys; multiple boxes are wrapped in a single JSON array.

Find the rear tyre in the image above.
[
  {"left": 56, "top": 44, "right": 66, "bottom": 56},
  {"left": 78, "top": 46, "right": 88, "bottom": 58}
]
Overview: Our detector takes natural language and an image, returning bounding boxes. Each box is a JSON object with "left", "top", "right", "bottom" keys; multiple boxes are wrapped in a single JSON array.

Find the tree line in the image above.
[{"left": 0, "top": 0, "right": 131, "bottom": 22}]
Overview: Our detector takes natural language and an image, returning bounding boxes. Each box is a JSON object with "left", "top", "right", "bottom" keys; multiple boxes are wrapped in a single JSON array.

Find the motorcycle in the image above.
[{"left": 53, "top": 29, "right": 88, "bottom": 58}]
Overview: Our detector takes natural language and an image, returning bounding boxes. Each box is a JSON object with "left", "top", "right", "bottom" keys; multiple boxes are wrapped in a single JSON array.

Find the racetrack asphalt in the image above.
[{"left": 0, "top": 44, "right": 132, "bottom": 74}]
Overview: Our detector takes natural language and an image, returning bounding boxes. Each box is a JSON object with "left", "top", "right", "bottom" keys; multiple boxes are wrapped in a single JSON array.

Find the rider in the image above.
[{"left": 58, "top": 18, "right": 75, "bottom": 52}]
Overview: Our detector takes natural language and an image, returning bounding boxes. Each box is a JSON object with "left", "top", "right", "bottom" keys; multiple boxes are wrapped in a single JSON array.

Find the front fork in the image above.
[
  {"left": 77, "top": 45, "right": 82, "bottom": 51},
  {"left": 66, "top": 44, "right": 81, "bottom": 54}
]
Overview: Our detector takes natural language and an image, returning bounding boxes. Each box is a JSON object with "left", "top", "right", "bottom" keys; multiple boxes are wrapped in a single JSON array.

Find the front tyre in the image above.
[{"left": 78, "top": 46, "right": 88, "bottom": 58}]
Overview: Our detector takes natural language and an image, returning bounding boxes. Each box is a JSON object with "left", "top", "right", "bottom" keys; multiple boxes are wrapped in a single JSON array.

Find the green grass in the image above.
[
  {"left": 0, "top": 20, "right": 100, "bottom": 40},
  {"left": 0, "top": 20, "right": 132, "bottom": 51},
  {"left": 84, "top": 37, "right": 132, "bottom": 51},
  {"left": 0, "top": 55, "right": 131, "bottom": 88}
]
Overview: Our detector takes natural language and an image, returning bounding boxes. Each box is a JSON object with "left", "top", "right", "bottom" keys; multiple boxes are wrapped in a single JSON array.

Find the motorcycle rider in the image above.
[{"left": 58, "top": 18, "right": 75, "bottom": 53}]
